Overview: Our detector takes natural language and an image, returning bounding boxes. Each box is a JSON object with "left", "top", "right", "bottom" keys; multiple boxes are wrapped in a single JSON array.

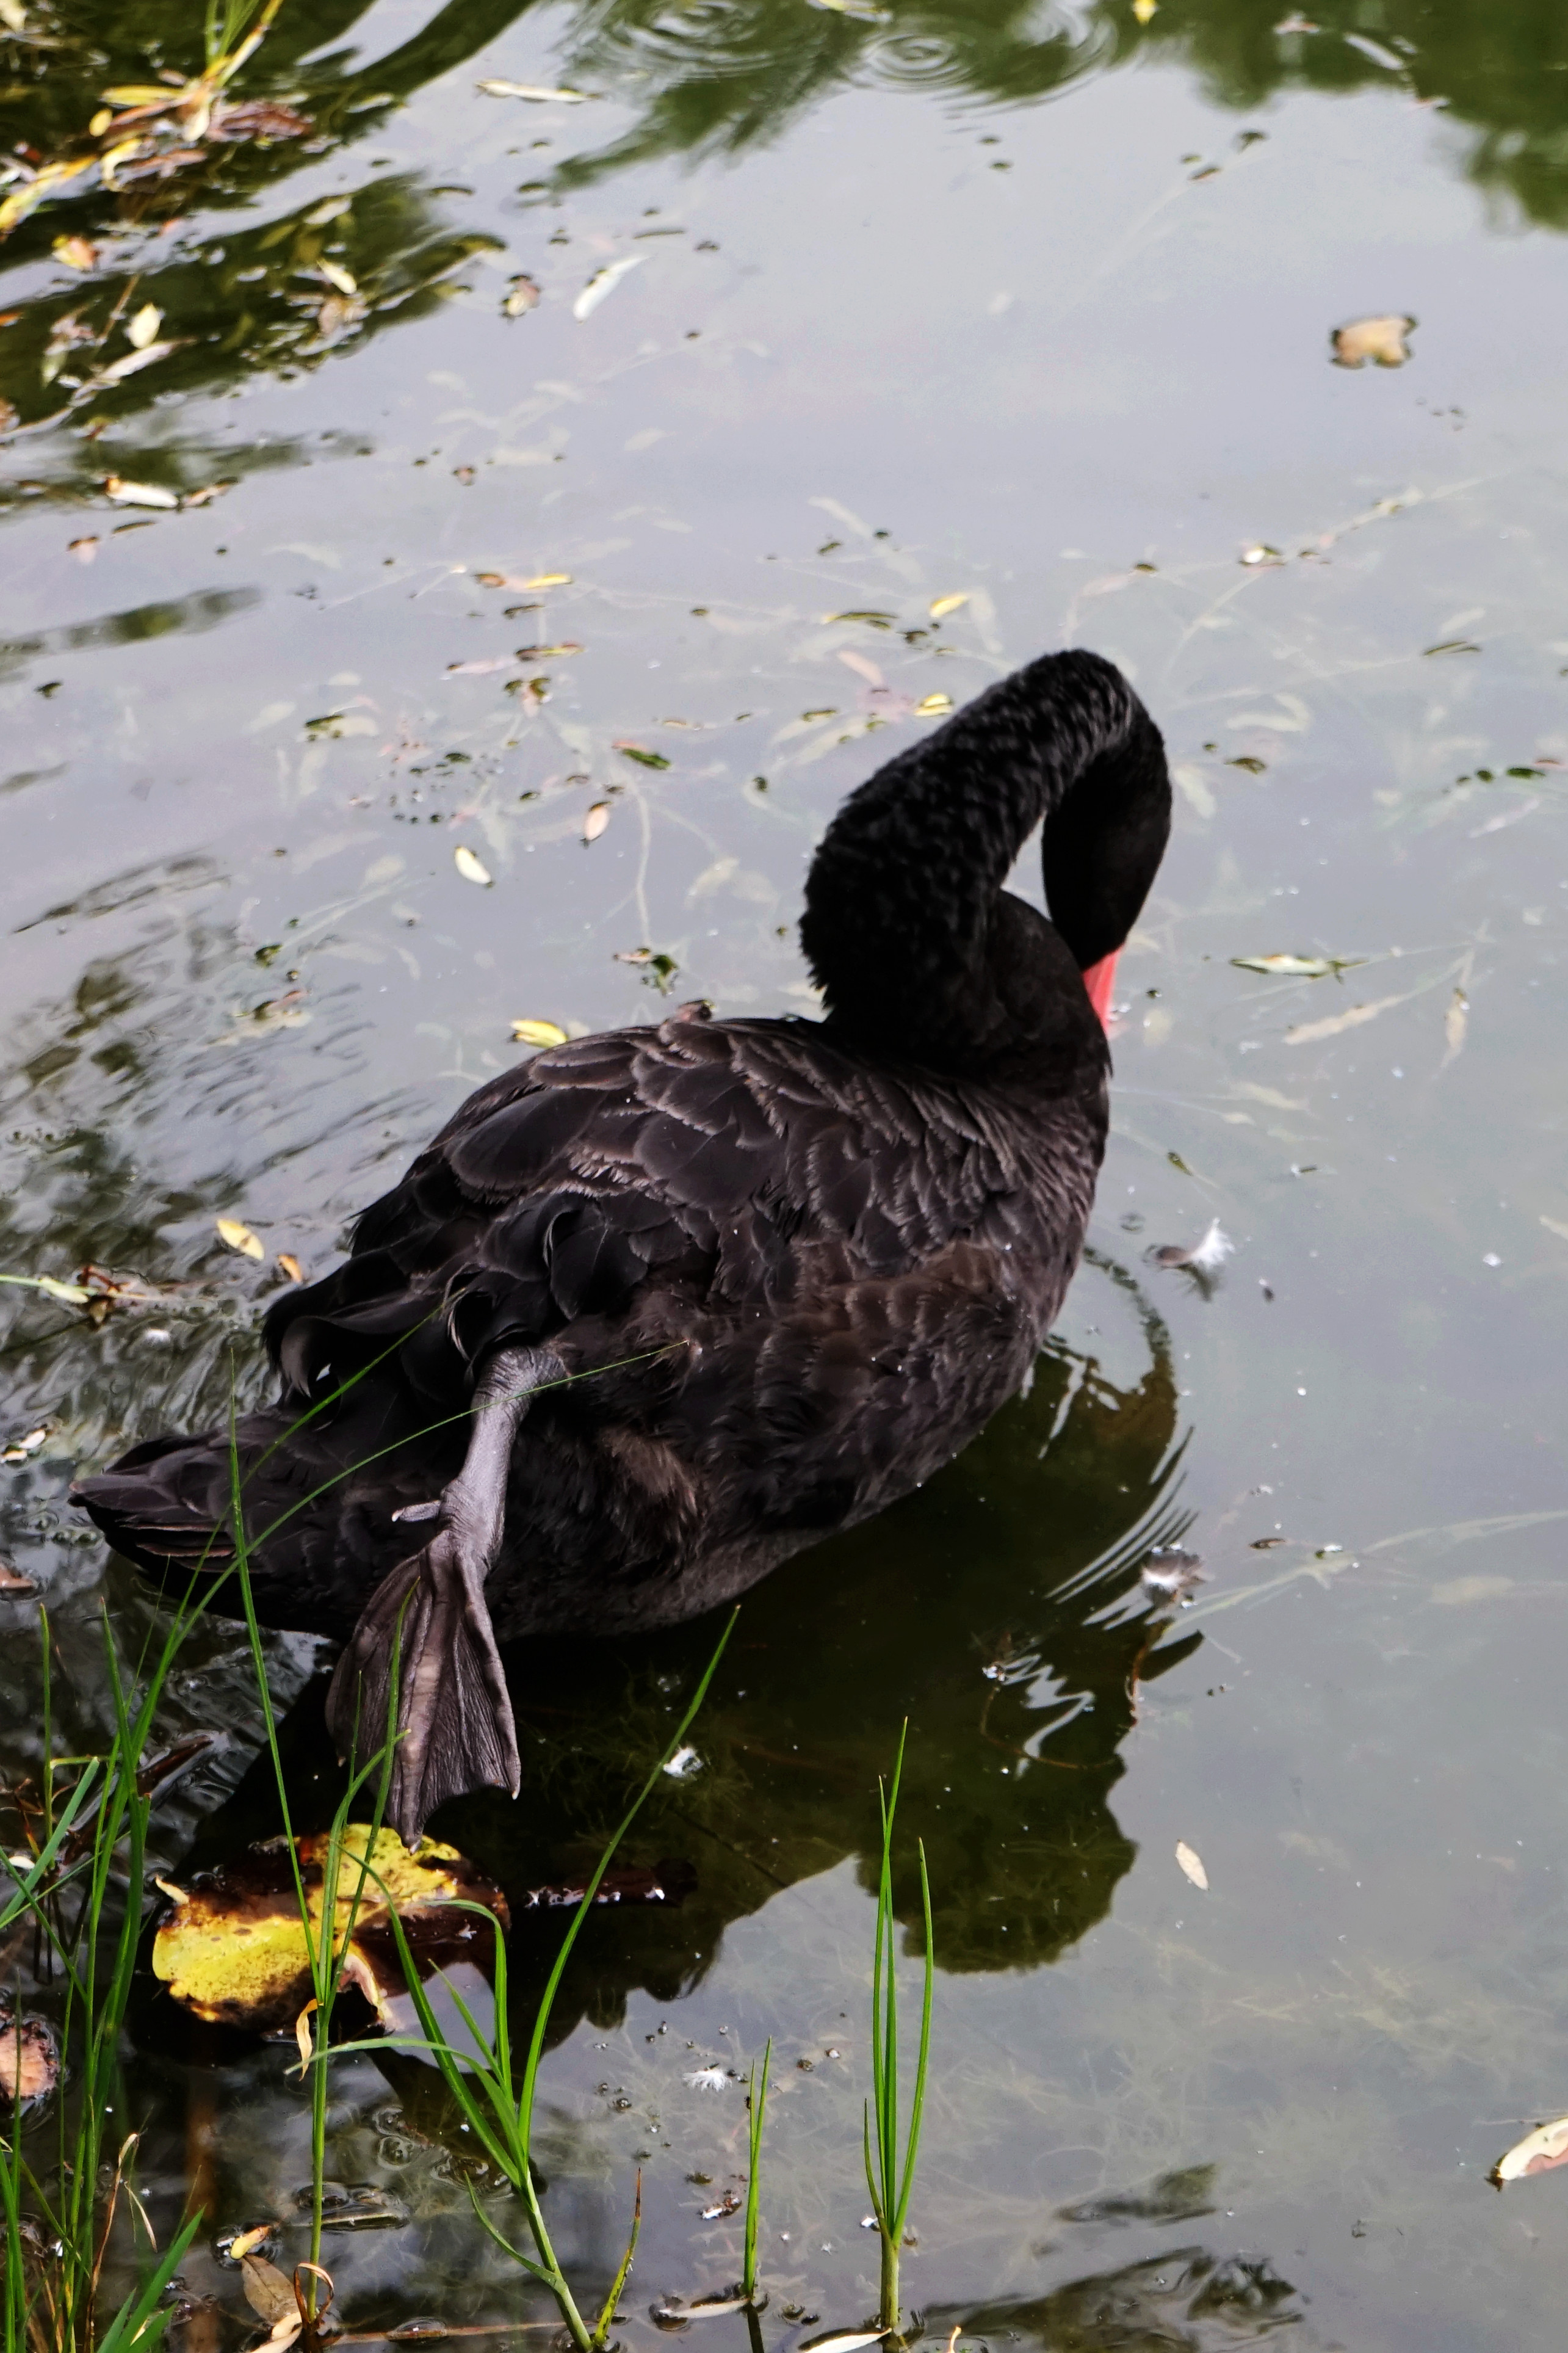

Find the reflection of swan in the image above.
[{"left": 77, "top": 650, "right": 1171, "bottom": 1846}]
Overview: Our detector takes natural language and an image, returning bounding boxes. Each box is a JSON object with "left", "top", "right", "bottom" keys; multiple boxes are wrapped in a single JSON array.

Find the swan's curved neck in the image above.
[{"left": 800, "top": 649, "right": 1169, "bottom": 1071}]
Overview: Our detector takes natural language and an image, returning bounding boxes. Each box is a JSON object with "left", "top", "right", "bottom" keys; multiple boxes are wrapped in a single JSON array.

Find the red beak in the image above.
[{"left": 1081, "top": 952, "right": 1119, "bottom": 1032}]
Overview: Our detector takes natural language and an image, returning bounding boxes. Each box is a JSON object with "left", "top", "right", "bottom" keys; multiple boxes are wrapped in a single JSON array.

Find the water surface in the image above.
[{"left": 4, "top": 0, "right": 1568, "bottom": 2346}]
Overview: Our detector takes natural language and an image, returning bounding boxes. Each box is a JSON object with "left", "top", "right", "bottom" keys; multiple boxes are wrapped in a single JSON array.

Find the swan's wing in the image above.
[{"left": 262, "top": 1011, "right": 1026, "bottom": 1399}]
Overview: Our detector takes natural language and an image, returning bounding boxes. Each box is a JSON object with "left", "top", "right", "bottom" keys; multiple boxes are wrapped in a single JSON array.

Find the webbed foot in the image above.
[{"left": 327, "top": 1523, "right": 520, "bottom": 1846}]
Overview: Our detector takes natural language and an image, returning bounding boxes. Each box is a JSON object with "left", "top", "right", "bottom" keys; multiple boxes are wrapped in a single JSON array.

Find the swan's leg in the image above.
[{"left": 327, "top": 1344, "right": 563, "bottom": 1844}]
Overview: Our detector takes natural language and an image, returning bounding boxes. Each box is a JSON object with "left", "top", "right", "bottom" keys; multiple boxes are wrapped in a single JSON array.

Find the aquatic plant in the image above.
[
  {"left": 863, "top": 1724, "right": 933, "bottom": 2338},
  {"left": 742, "top": 2036, "right": 771, "bottom": 2307}
]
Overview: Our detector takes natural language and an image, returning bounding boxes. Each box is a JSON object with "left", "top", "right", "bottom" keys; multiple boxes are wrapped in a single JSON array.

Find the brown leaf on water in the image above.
[
  {"left": 583, "top": 801, "right": 611, "bottom": 841},
  {"left": 1285, "top": 992, "right": 1404, "bottom": 1046},
  {"left": 276, "top": 1253, "right": 304, "bottom": 1285},
  {"left": 1491, "top": 2116, "right": 1568, "bottom": 2186},
  {"left": 182, "top": 480, "right": 236, "bottom": 508},
  {"left": 1331, "top": 314, "right": 1415, "bottom": 368},
  {"left": 1442, "top": 987, "right": 1468, "bottom": 1067},
  {"left": 52, "top": 234, "right": 98, "bottom": 271},
  {"left": 240, "top": 2256, "right": 297, "bottom": 2326},
  {"left": 68, "top": 537, "right": 98, "bottom": 562},
  {"left": 0, "top": 2012, "right": 58, "bottom": 2105},
  {"left": 1175, "top": 1841, "right": 1209, "bottom": 1891},
  {"left": 0, "top": 1561, "right": 38, "bottom": 1594},
  {"left": 208, "top": 98, "right": 314, "bottom": 143},
  {"left": 502, "top": 275, "right": 540, "bottom": 318}
]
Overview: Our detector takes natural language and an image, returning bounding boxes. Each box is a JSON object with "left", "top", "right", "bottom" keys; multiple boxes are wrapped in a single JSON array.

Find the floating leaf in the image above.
[
  {"left": 0, "top": 1562, "right": 38, "bottom": 1595},
  {"left": 1231, "top": 953, "right": 1364, "bottom": 979},
  {"left": 928, "top": 593, "right": 969, "bottom": 620},
  {"left": 52, "top": 234, "right": 97, "bottom": 271},
  {"left": 318, "top": 259, "right": 356, "bottom": 296},
  {"left": 1240, "top": 545, "right": 1282, "bottom": 565},
  {"left": 453, "top": 845, "right": 493, "bottom": 886},
  {"left": 240, "top": 2256, "right": 296, "bottom": 2327},
  {"left": 583, "top": 801, "right": 611, "bottom": 841},
  {"left": 1423, "top": 639, "right": 1480, "bottom": 657},
  {"left": 1442, "top": 987, "right": 1468, "bottom": 1066},
  {"left": 1331, "top": 314, "right": 1415, "bottom": 368},
  {"left": 103, "top": 476, "right": 178, "bottom": 509},
  {"left": 573, "top": 256, "right": 642, "bottom": 321},
  {"left": 305, "top": 711, "right": 375, "bottom": 738},
  {"left": 798, "top": 2333, "right": 887, "bottom": 2353},
  {"left": 1175, "top": 1841, "right": 1209, "bottom": 1891},
  {"left": 615, "top": 741, "right": 670, "bottom": 770},
  {"left": 215, "top": 1217, "right": 265, "bottom": 1261},
  {"left": 0, "top": 2013, "right": 59, "bottom": 2107},
  {"left": 276, "top": 1253, "right": 304, "bottom": 1285},
  {"left": 1226, "top": 755, "right": 1268, "bottom": 774},
  {"left": 152, "top": 1825, "right": 507, "bottom": 2031},
  {"left": 475, "top": 570, "right": 571, "bottom": 590},
  {"left": 510, "top": 1018, "right": 567, "bottom": 1048},
  {"left": 126, "top": 302, "right": 162, "bottom": 349},
  {"left": 502, "top": 275, "right": 540, "bottom": 317},
  {"left": 515, "top": 642, "right": 580, "bottom": 659},
  {"left": 916, "top": 692, "right": 953, "bottom": 717},
  {"left": 1492, "top": 2117, "right": 1568, "bottom": 2186},
  {"left": 1285, "top": 992, "right": 1404, "bottom": 1045},
  {"left": 477, "top": 78, "right": 590, "bottom": 101},
  {"left": 68, "top": 536, "right": 98, "bottom": 561},
  {"left": 446, "top": 656, "right": 515, "bottom": 676},
  {"left": 2, "top": 1427, "right": 48, "bottom": 1462},
  {"left": 1132, "top": 0, "right": 1157, "bottom": 17},
  {"left": 825, "top": 609, "right": 895, "bottom": 628}
]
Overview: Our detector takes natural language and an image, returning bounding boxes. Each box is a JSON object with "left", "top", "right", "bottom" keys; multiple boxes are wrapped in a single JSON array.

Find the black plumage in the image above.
[{"left": 74, "top": 646, "right": 1171, "bottom": 1839}]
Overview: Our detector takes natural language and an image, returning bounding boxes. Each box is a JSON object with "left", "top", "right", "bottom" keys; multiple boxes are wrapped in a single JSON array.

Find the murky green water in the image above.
[{"left": 4, "top": 0, "right": 1568, "bottom": 2344}]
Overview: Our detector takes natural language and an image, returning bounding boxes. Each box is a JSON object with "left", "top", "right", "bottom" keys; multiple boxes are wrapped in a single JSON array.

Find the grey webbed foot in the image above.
[{"left": 327, "top": 1522, "right": 520, "bottom": 1847}]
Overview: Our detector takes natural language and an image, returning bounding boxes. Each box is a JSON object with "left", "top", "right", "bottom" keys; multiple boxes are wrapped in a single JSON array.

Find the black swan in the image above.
[{"left": 74, "top": 647, "right": 1171, "bottom": 1843}]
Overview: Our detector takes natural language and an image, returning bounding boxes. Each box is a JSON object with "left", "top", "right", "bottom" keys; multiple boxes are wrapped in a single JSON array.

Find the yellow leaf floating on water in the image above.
[
  {"left": 276, "top": 1252, "right": 304, "bottom": 1284},
  {"left": 1492, "top": 2116, "right": 1568, "bottom": 2185},
  {"left": 928, "top": 593, "right": 969, "bottom": 620},
  {"left": 1331, "top": 314, "right": 1415, "bottom": 369},
  {"left": 126, "top": 302, "right": 162, "bottom": 349},
  {"left": 916, "top": 693, "right": 953, "bottom": 717},
  {"left": 152, "top": 1825, "right": 507, "bottom": 2030},
  {"left": 1133, "top": 0, "right": 1157, "bottom": 20},
  {"left": 583, "top": 800, "right": 611, "bottom": 841},
  {"left": 453, "top": 844, "right": 493, "bottom": 886},
  {"left": 510, "top": 1018, "right": 567, "bottom": 1048},
  {"left": 52, "top": 234, "right": 97, "bottom": 271},
  {"left": 1175, "top": 1841, "right": 1209, "bottom": 1891},
  {"left": 215, "top": 1217, "right": 265, "bottom": 1261}
]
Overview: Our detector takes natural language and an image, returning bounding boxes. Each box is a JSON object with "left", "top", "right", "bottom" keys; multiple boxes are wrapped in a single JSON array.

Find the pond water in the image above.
[{"left": 3, "top": 0, "right": 1568, "bottom": 2346}]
